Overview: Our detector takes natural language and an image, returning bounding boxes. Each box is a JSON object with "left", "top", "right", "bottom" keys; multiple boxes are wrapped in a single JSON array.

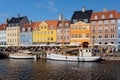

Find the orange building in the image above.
[{"left": 70, "top": 21, "right": 90, "bottom": 47}]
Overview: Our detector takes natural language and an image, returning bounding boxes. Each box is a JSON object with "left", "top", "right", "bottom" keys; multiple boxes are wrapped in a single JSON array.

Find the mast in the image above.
[{"left": 61, "top": 11, "right": 64, "bottom": 49}]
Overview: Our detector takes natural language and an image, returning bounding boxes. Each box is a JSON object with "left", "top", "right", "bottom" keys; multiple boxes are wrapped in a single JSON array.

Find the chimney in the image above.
[
  {"left": 58, "top": 14, "right": 63, "bottom": 21},
  {"left": 5, "top": 18, "right": 9, "bottom": 24},
  {"left": 103, "top": 8, "right": 107, "bottom": 12},
  {"left": 30, "top": 20, "right": 33, "bottom": 25},
  {"left": 82, "top": 6, "right": 86, "bottom": 12}
]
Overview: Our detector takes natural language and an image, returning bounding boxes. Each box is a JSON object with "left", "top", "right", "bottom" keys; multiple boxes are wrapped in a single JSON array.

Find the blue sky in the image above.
[{"left": 0, "top": 0, "right": 120, "bottom": 23}]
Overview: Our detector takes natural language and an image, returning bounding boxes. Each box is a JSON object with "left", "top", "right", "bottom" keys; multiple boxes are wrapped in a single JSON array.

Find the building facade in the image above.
[
  {"left": 33, "top": 20, "right": 58, "bottom": 45},
  {"left": 6, "top": 16, "right": 29, "bottom": 46},
  {"left": 57, "top": 20, "right": 70, "bottom": 45},
  {"left": 0, "top": 24, "right": 7, "bottom": 46},
  {"left": 70, "top": 21, "right": 90, "bottom": 47},
  {"left": 20, "top": 27, "right": 32, "bottom": 46},
  {"left": 116, "top": 13, "right": 120, "bottom": 48},
  {"left": 90, "top": 10, "right": 117, "bottom": 47}
]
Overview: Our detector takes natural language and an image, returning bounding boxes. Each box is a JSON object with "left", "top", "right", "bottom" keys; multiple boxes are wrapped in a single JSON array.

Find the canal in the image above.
[{"left": 0, "top": 59, "right": 120, "bottom": 80}]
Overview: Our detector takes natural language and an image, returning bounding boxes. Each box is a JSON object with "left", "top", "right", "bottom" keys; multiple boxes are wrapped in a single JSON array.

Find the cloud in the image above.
[
  {"left": 35, "top": 1, "right": 58, "bottom": 12},
  {"left": 0, "top": 13, "right": 9, "bottom": 17},
  {"left": 35, "top": 2, "right": 44, "bottom": 8},
  {"left": 47, "top": 1, "right": 58, "bottom": 12}
]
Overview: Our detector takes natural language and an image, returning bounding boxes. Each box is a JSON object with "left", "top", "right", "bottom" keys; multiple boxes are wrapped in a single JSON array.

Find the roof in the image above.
[
  {"left": 91, "top": 10, "right": 117, "bottom": 20},
  {"left": 45, "top": 20, "right": 59, "bottom": 26},
  {"left": 8, "top": 16, "right": 26, "bottom": 24},
  {"left": 0, "top": 24, "right": 7, "bottom": 30},
  {"left": 117, "top": 12, "right": 120, "bottom": 18},
  {"left": 24, "top": 22, "right": 41, "bottom": 28},
  {"left": 44, "top": 20, "right": 59, "bottom": 29},
  {"left": 71, "top": 10, "right": 93, "bottom": 20},
  {"left": 58, "top": 20, "right": 71, "bottom": 28},
  {"left": 24, "top": 22, "right": 41, "bottom": 31}
]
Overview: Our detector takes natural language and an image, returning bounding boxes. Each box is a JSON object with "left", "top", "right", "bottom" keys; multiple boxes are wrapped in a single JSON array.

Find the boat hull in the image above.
[
  {"left": 9, "top": 54, "right": 36, "bottom": 59},
  {"left": 47, "top": 54, "right": 101, "bottom": 62}
]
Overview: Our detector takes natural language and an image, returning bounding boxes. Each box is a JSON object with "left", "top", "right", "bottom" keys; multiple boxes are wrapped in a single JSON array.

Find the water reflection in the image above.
[{"left": 0, "top": 59, "right": 120, "bottom": 80}]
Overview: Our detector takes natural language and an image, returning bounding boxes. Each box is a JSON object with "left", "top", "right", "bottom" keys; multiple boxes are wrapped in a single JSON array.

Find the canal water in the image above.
[{"left": 0, "top": 59, "right": 120, "bottom": 80}]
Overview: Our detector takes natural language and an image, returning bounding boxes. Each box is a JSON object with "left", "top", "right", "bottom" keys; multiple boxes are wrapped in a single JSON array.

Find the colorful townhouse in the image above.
[
  {"left": 32, "top": 20, "right": 59, "bottom": 46},
  {"left": 90, "top": 9, "right": 117, "bottom": 47},
  {"left": 70, "top": 21, "right": 90, "bottom": 47},
  {"left": 20, "top": 21, "right": 41, "bottom": 46},
  {"left": 57, "top": 19, "right": 71, "bottom": 45},
  {"left": 0, "top": 24, "right": 7, "bottom": 46},
  {"left": 6, "top": 15, "right": 29, "bottom": 46},
  {"left": 116, "top": 13, "right": 120, "bottom": 48}
]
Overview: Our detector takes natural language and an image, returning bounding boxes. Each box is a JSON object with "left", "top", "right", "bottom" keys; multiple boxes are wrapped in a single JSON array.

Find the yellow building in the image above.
[
  {"left": 33, "top": 20, "right": 59, "bottom": 45},
  {"left": 70, "top": 21, "right": 90, "bottom": 47}
]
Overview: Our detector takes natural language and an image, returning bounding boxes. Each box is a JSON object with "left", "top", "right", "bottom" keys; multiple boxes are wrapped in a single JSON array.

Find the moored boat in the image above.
[
  {"left": 47, "top": 48, "right": 101, "bottom": 62},
  {"left": 9, "top": 50, "right": 36, "bottom": 59}
]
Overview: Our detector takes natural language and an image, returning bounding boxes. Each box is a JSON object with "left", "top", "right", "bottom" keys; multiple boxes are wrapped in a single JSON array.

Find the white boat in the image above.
[
  {"left": 47, "top": 48, "right": 101, "bottom": 62},
  {"left": 9, "top": 50, "right": 36, "bottom": 59}
]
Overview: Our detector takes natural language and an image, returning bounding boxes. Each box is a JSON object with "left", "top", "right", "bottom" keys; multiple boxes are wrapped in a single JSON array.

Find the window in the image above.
[
  {"left": 50, "top": 25, "right": 54, "bottom": 30},
  {"left": 118, "top": 34, "right": 120, "bottom": 38},
  {"left": 65, "top": 23, "right": 69, "bottom": 27},
  {"left": 22, "top": 28, "right": 25, "bottom": 32},
  {"left": 101, "top": 15, "right": 105, "bottom": 19},
  {"left": 35, "top": 27, "right": 38, "bottom": 30},
  {"left": 71, "top": 34, "right": 74, "bottom": 38},
  {"left": 110, "top": 20, "right": 115, "bottom": 24},
  {"left": 98, "top": 21, "right": 102, "bottom": 25},
  {"left": 111, "top": 34, "right": 114, "bottom": 38},
  {"left": 94, "top": 16, "right": 98, "bottom": 19},
  {"left": 92, "top": 21, "right": 96, "bottom": 26},
  {"left": 109, "top": 14, "right": 113, "bottom": 18},
  {"left": 104, "top": 27, "right": 108, "bottom": 32},
  {"left": 118, "top": 27, "right": 120, "bottom": 31},
  {"left": 110, "top": 26, "right": 114, "bottom": 32},
  {"left": 73, "top": 19, "right": 77, "bottom": 23},
  {"left": 104, "top": 20, "right": 109, "bottom": 25},
  {"left": 59, "top": 24, "right": 62, "bottom": 28},
  {"left": 98, "top": 27, "right": 102, "bottom": 32},
  {"left": 118, "top": 20, "right": 120, "bottom": 24},
  {"left": 86, "top": 33, "right": 89, "bottom": 38},
  {"left": 84, "top": 19, "right": 88, "bottom": 23},
  {"left": 104, "top": 34, "right": 108, "bottom": 38},
  {"left": 98, "top": 34, "right": 102, "bottom": 38}
]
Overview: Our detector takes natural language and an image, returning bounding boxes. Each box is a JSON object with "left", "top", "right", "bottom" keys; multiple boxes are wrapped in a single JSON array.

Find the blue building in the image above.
[
  {"left": 20, "top": 27, "right": 32, "bottom": 46},
  {"left": 116, "top": 14, "right": 120, "bottom": 48}
]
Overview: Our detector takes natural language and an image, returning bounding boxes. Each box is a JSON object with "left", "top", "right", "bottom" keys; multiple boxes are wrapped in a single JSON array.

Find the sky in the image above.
[{"left": 0, "top": 0, "right": 120, "bottom": 23}]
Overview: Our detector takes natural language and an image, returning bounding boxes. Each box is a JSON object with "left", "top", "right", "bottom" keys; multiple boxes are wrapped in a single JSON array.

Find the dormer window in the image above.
[
  {"left": 59, "top": 23, "right": 62, "bottom": 28},
  {"left": 109, "top": 14, "right": 113, "bottom": 18},
  {"left": 65, "top": 23, "right": 69, "bottom": 27},
  {"left": 94, "top": 16, "right": 98, "bottom": 19},
  {"left": 35, "top": 26, "right": 38, "bottom": 30},
  {"left": 28, "top": 28, "right": 31, "bottom": 32},
  {"left": 101, "top": 15, "right": 105, "bottom": 19},
  {"left": 22, "top": 28, "right": 25, "bottom": 32},
  {"left": 50, "top": 25, "right": 54, "bottom": 30}
]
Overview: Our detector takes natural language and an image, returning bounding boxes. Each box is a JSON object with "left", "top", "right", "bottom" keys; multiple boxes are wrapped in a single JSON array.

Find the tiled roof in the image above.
[
  {"left": 117, "top": 12, "right": 120, "bottom": 18},
  {"left": 24, "top": 22, "right": 41, "bottom": 28},
  {"left": 91, "top": 10, "right": 117, "bottom": 20},
  {"left": 0, "top": 24, "right": 7, "bottom": 30},
  {"left": 45, "top": 20, "right": 59, "bottom": 29},
  {"left": 24, "top": 22, "right": 41, "bottom": 31},
  {"left": 58, "top": 20, "right": 71, "bottom": 28}
]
